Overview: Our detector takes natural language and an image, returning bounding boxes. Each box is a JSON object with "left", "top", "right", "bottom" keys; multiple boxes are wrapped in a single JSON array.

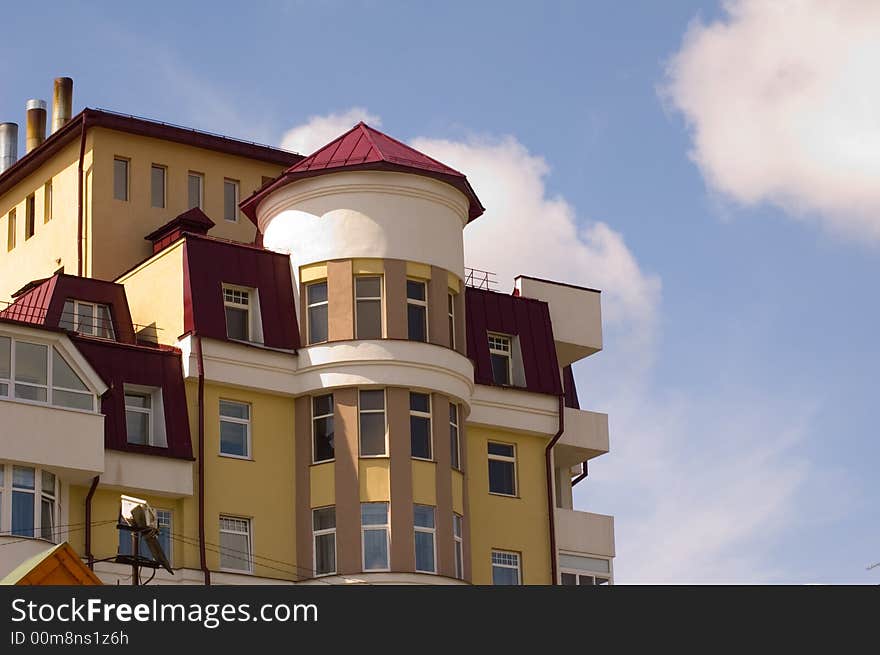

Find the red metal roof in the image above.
[{"left": 240, "top": 123, "right": 485, "bottom": 223}]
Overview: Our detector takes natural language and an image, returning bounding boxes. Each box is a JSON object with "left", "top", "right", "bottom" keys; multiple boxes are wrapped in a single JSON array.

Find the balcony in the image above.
[
  {"left": 555, "top": 508, "right": 615, "bottom": 558},
  {"left": 0, "top": 399, "right": 104, "bottom": 483},
  {"left": 514, "top": 275, "right": 602, "bottom": 366},
  {"left": 100, "top": 450, "right": 193, "bottom": 498},
  {"left": 555, "top": 407, "right": 609, "bottom": 469}
]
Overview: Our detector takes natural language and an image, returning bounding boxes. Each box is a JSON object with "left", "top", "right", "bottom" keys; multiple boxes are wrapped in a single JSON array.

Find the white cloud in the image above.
[
  {"left": 663, "top": 0, "right": 880, "bottom": 239},
  {"left": 280, "top": 108, "right": 381, "bottom": 155}
]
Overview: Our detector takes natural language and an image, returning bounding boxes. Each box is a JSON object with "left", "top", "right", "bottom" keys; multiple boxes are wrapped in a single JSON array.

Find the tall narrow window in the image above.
[
  {"left": 312, "top": 394, "right": 335, "bottom": 463},
  {"left": 306, "top": 282, "right": 328, "bottom": 344},
  {"left": 488, "top": 442, "right": 517, "bottom": 496},
  {"left": 406, "top": 280, "right": 428, "bottom": 342},
  {"left": 219, "top": 516, "right": 252, "bottom": 573},
  {"left": 220, "top": 400, "right": 251, "bottom": 458},
  {"left": 414, "top": 505, "right": 436, "bottom": 574},
  {"left": 361, "top": 502, "right": 390, "bottom": 571},
  {"left": 188, "top": 172, "right": 203, "bottom": 209},
  {"left": 313, "top": 507, "right": 336, "bottom": 576},
  {"left": 488, "top": 333, "right": 512, "bottom": 385},
  {"left": 43, "top": 180, "right": 52, "bottom": 222},
  {"left": 224, "top": 179, "right": 239, "bottom": 222},
  {"left": 151, "top": 165, "right": 166, "bottom": 208},
  {"left": 7, "top": 208, "right": 16, "bottom": 251},
  {"left": 40, "top": 471, "right": 56, "bottom": 541},
  {"left": 453, "top": 514, "right": 464, "bottom": 579},
  {"left": 0, "top": 336, "right": 9, "bottom": 397},
  {"left": 113, "top": 158, "right": 129, "bottom": 201},
  {"left": 491, "top": 550, "right": 521, "bottom": 585},
  {"left": 125, "top": 389, "right": 153, "bottom": 446},
  {"left": 355, "top": 276, "right": 382, "bottom": 339},
  {"left": 25, "top": 194, "right": 35, "bottom": 240},
  {"left": 448, "top": 293, "right": 456, "bottom": 349},
  {"left": 223, "top": 286, "right": 250, "bottom": 341},
  {"left": 58, "top": 300, "right": 115, "bottom": 339},
  {"left": 359, "top": 389, "right": 386, "bottom": 457},
  {"left": 14, "top": 341, "right": 47, "bottom": 402},
  {"left": 450, "top": 403, "right": 461, "bottom": 470},
  {"left": 409, "top": 392, "right": 432, "bottom": 460},
  {"left": 11, "top": 466, "right": 35, "bottom": 537}
]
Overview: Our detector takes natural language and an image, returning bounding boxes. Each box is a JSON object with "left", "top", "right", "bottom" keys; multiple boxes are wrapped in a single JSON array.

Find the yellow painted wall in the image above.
[
  {"left": 0, "top": 138, "right": 90, "bottom": 302},
  {"left": 465, "top": 425, "right": 552, "bottom": 585},
  {"left": 452, "top": 470, "right": 464, "bottom": 515},
  {"left": 358, "top": 459, "right": 390, "bottom": 501},
  {"left": 412, "top": 460, "right": 437, "bottom": 505},
  {"left": 87, "top": 127, "right": 287, "bottom": 282},
  {"left": 116, "top": 239, "right": 185, "bottom": 343},
  {"left": 310, "top": 463, "right": 335, "bottom": 508}
]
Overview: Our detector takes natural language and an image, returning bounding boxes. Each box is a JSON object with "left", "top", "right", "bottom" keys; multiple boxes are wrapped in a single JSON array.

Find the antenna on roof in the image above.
[{"left": 116, "top": 494, "right": 173, "bottom": 583}]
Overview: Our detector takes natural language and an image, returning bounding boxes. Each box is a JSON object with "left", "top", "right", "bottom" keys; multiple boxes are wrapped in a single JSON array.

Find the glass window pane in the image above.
[
  {"left": 13, "top": 466, "right": 35, "bottom": 489},
  {"left": 561, "top": 572, "right": 578, "bottom": 585},
  {"left": 492, "top": 562, "right": 520, "bottom": 585},
  {"left": 0, "top": 336, "right": 9, "bottom": 378},
  {"left": 359, "top": 389, "right": 384, "bottom": 411},
  {"left": 491, "top": 353, "right": 511, "bottom": 385},
  {"left": 113, "top": 159, "right": 128, "bottom": 201},
  {"left": 489, "top": 460, "right": 516, "bottom": 495},
  {"left": 313, "top": 416, "right": 334, "bottom": 462},
  {"left": 58, "top": 300, "right": 74, "bottom": 331},
  {"left": 151, "top": 166, "right": 165, "bottom": 208},
  {"left": 97, "top": 305, "right": 115, "bottom": 339},
  {"left": 356, "top": 276, "right": 381, "bottom": 298},
  {"left": 41, "top": 497, "right": 55, "bottom": 541},
  {"left": 125, "top": 393, "right": 150, "bottom": 409},
  {"left": 14, "top": 341, "right": 47, "bottom": 385},
  {"left": 225, "top": 306, "right": 249, "bottom": 341},
  {"left": 450, "top": 425, "right": 460, "bottom": 469},
  {"left": 407, "top": 305, "right": 426, "bottom": 341},
  {"left": 315, "top": 533, "right": 336, "bottom": 575},
  {"left": 409, "top": 392, "right": 429, "bottom": 413},
  {"left": 15, "top": 384, "right": 47, "bottom": 402},
  {"left": 363, "top": 529, "right": 388, "bottom": 570},
  {"left": 220, "top": 421, "right": 248, "bottom": 456},
  {"left": 54, "top": 389, "right": 93, "bottom": 410},
  {"left": 410, "top": 415, "right": 431, "bottom": 459},
  {"left": 308, "top": 305, "right": 328, "bottom": 344},
  {"left": 126, "top": 410, "right": 149, "bottom": 445},
  {"left": 219, "top": 531, "right": 250, "bottom": 571},
  {"left": 220, "top": 400, "right": 249, "bottom": 420},
  {"left": 188, "top": 174, "right": 202, "bottom": 209},
  {"left": 224, "top": 181, "right": 238, "bottom": 221},
  {"left": 488, "top": 442, "right": 514, "bottom": 457},
  {"left": 415, "top": 531, "right": 435, "bottom": 572},
  {"left": 313, "top": 394, "right": 333, "bottom": 417},
  {"left": 52, "top": 349, "right": 88, "bottom": 391},
  {"left": 307, "top": 282, "right": 327, "bottom": 304},
  {"left": 406, "top": 280, "right": 425, "bottom": 301},
  {"left": 356, "top": 300, "right": 382, "bottom": 339},
  {"left": 77, "top": 302, "right": 95, "bottom": 335},
  {"left": 42, "top": 470, "right": 55, "bottom": 494},
  {"left": 359, "top": 412, "right": 386, "bottom": 456},
  {"left": 361, "top": 503, "right": 388, "bottom": 526},
  {"left": 414, "top": 505, "right": 435, "bottom": 528},
  {"left": 313, "top": 507, "right": 336, "bottom": 531},
  {"left": 12, "top": 490, "right": 34, "bottom": 537}
]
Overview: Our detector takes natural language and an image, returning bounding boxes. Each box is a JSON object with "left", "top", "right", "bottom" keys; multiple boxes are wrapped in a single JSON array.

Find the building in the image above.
[{"left": 0, "top": 78, "right": 614, "bottom": 585}]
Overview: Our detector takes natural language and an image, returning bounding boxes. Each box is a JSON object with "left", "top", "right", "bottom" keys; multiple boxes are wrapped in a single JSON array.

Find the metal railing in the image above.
[
  {"left": 0, "top": 300, "right": 158, "bottom": 339},
  {"left": 464, "top": 267, "right": 498, "bottom": 290}
]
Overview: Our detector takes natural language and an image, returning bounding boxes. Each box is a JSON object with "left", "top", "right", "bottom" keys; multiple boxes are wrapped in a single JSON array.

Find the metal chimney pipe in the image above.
[
  {"left": 26, "top": 99, "right": 47, "bottom": 153},
  {"left": 0, "top": 122, "right": 18, "bottom": 174},
  {"left": 52, "top": 77, "right": 73, "bottom": 133}
]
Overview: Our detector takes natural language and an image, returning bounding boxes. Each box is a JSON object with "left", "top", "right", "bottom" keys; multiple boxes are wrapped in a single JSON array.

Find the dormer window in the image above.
[
  {"left": 488, "top": 333, "right": 512, "bottom": 385},
  {"left": 124, "top": 385, "right": 166, "bottom": 447},
  {"left": 59, "top": 300, "right": 115, "bottom": 340},
  {"left": 223, "top": 285, "right": 263, "bottom": 344}
]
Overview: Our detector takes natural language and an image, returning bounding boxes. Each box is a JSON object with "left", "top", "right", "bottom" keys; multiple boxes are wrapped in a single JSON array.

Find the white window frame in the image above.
[
  {"left": 491, "top": 549, "right": 521, "bottom": 585},
  {"left": 448, "top": 292, "right": 455, "bottom": 349},
  {"left": 406, "top": 278, "right": 428, "bottom": 342},
  {"left": 361, "top": 502, "right": 391, "bottom": 572},
  {"left": 223, "top": 178, "right": 240, "bottom": 222},
  {"left": 219, "top": 515, "right": 253, "bottom": 574},
  {"left": 488, "top": 441, "right": 517, "bottom": 497},
  {"left": 222, "top": 284, "right": 263, "bottom": 344},
  {"left": 409, "top": 391, "right": 432, "bottom": 461},
  {"left": 151, "top": 164, "right": 166, "bottom": 209},
  {"left": 124, "top": 384, "right": 166, "bottom": 448},
  {"left": 306, "top": 281, "right": 329, "bottom": 345},
  {"left": 453, "top": 513, "right": 463, "bottom": 580},
  {"left": 558, "top": 551, "right": 612, "bottom": 585},
  {"left": 488, "top": 332, "right": 513, "bottom": 386},
  {"left": 449, "top": 403, "right": 461, "bottom": 470},
  {"left": 354, "top": 275, "right": 384, "bottom": 340},
  {"left": 219, "top": 399, "right": 252, "bottom": 459},
  {"left": 0, "top": 336, "right": 96, "bottom": 412},
  {"left": 188, "top": 171, "right": 204, "bottom": 210},
  {"left": 60, "top": 299, "right": 116, "bottom": 340},
  {"left": 0, "top": 463, "right": 59, "bottom": 542},
  {"left": 25, "top": 193, "right": 35, "bottom": 240},
  {"left": 113, "top": 157, "right": 129, "bottom": 202},
  {"left": 312, "top": 506, "right": 337, "bottom": 577},
  {"left": 358, "top": 388, "right": 388, "bottom": 458},
  {"left": 413, "top": 504, "right": 436, "bottom": 574},
  {"left": 311, "top": 393, "right": 335, "bottom": 464}
]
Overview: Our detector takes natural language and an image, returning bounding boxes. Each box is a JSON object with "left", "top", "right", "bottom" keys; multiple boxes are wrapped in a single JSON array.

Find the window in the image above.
[
  {"left": 355, "top": 276, "right": 382, "bottom": 339},
  {"left": 11, "top": 466, "right": 35, "bottom": 537},
  {"left": 488, "top": 333, "right": 512, "bottom": 385},
  {"left": 220, "top": 400, "right": 251, "bottom": 458},
  {"left": 313, "top": 507, "right": 336, "bottom": 576},
  {"left": 449, "top": 403, "right": 461, "bottom": 470},
  {"left": 39, "top": 471, "right": 55, "bottom": 541},
  {"left": 0, "top": 338, "right": 95, "bottom": 410},
  {"left": 559, "top": 553, "right": 611, "bottom": 585},
  {"left": 44, "top": 180, "right": 52, "bottom": 222},
  {"left": 223, "top": 286, "right": 250, "bottom": 341},
  {"left": 59, "top": 299, "right": 115, "bottom": 340},
  {"left": 492, "top": 550, "right": 521, "bottom": 585},
  {"left": 219, "top": 516, "right": 252, "bottom": 573},
  {"left": 409, "top": 392, "right": 432, "bottom": 460},
  {"left": 113, "top": 158, "right": 129, "bottom": 201},
  {"left": 359, "top": 389, "right": 387, "bottom": 457},
  {"left": 361, "top": 502, "right": 390, "bottom": 571},
  {"left": 0, "top": 464, "right": 58, "bottom": 541},
  {"left": 448, "top": 293, "right": 455, "bottom": 349},
  {"left": 124, "top": 386, "right": 166, "bottom": 447},
  {"left": 312, "top": 394, "right": 334, "bottom": 463},
  {"left": 188, "top": 172, "right": 203, "bottom": 209},
  {"left": 306, "top": 282, "right": 328, "bottom": 344},
  {"left": 119, "top": 509, "right": 172, "bottom": 565},
  {"left": 224, "top": 179, "right": 239, "bottom": 222},
  {"left": 25, "top": 194, "right": 35, "bottom": 240},
  {"left": 488, "top": 442, "right": 517, "bottom": 496},
  {"left": 560, "top": 573, "right": 610, "bottom": 585},
  {"left": 453, "top": 514, "right": 464, "bottom": 579},
  {"left": 414, "top": 505, "right": 436, "bottom": 574},
  {"left": 7, "top": 208, "right": 15, "bottom": 251},
  {"left": 406, "top": 280, "right": 428, "bottom": 342},
  {"left": 151, "top": 165, "right": 166, "bottom": 208}
]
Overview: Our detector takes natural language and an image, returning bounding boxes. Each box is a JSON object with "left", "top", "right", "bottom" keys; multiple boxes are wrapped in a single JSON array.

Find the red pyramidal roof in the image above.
[{"left": 240, "top": 123, "right": 484, "bottom": 223}]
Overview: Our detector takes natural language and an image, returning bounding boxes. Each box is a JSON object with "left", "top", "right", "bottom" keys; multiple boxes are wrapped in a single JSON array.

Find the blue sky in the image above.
[{"left": 2, "top": 0, "right": 877, "bottom": 582}]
